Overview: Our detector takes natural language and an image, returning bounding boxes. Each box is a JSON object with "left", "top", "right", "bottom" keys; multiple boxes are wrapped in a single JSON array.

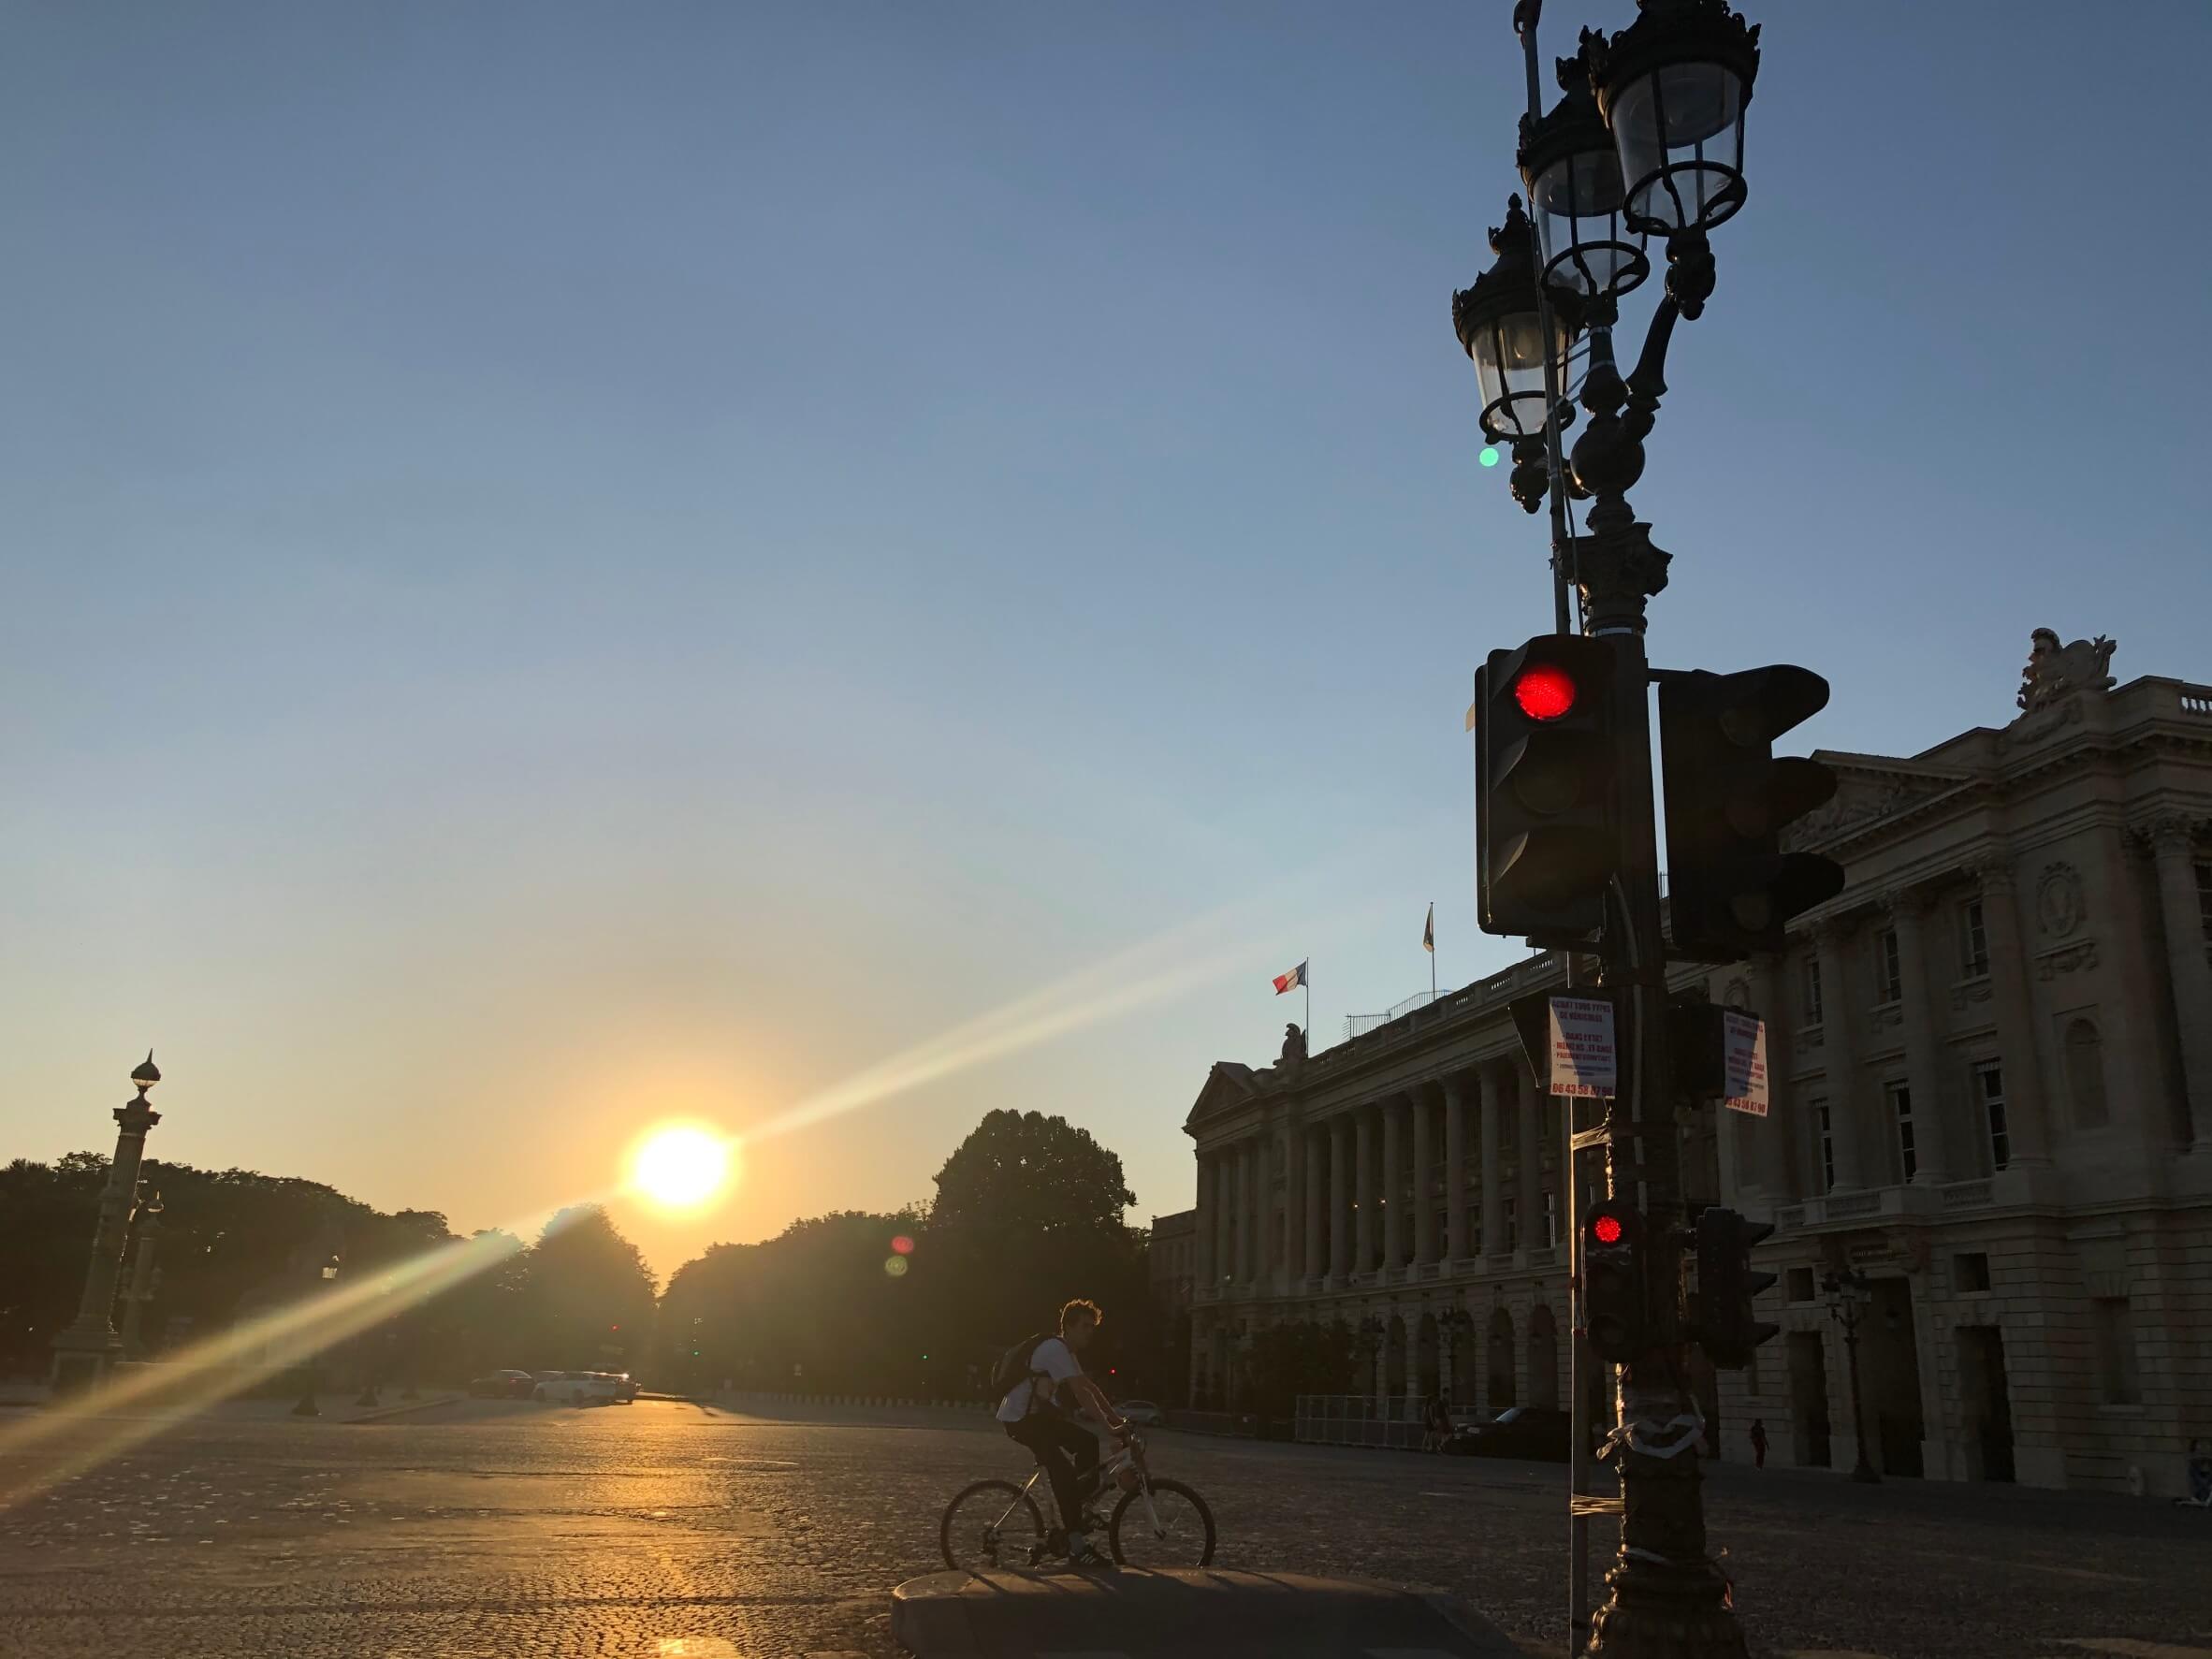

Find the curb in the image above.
[{"left": 342, "top": 1392, "right": 469, "bottom": 1424}]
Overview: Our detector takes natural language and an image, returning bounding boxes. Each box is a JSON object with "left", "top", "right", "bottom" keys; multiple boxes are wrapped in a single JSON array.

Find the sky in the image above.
[{"left": 5, "top": 2, "right": 2210, "bottom": 1281}]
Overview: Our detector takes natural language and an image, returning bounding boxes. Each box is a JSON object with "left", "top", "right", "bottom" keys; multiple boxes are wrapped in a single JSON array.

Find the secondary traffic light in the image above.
[
  {"left": 1474, "top": 634, "right": 1620, "bottom": 944},
  {"left": 1581, "top": 1198, "right": 1649, "bottom": 1364},
  {"left": 1658, "top": 665, "right": 1845, "bottom": 960},
  {"left": 1694, "top": 1206, "right": 1779, "bottom": 1369}
]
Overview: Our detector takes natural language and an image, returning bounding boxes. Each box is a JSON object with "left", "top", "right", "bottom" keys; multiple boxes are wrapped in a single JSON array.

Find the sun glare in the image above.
[{"left": 627, "top": 1123, "right": 735, "bottom": 1211}]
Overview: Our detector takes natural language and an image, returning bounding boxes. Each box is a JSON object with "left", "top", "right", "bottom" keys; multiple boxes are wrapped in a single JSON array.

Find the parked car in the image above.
[
  {"left": 605, "top": 1372, "right": 640, "bottom": 1404},
  {"left": 532, "top": 1371, "right": 621, "bottom": 1405},
  {"left": 1441, "top": 1405, "right": 1573, "bottom": 1463},
  {"left": 468, "top": 1368, "right": 536, "bottom": 1399},
  {"left": 1114, "top": 1399, "right": 1164, "bottom": 1427}
]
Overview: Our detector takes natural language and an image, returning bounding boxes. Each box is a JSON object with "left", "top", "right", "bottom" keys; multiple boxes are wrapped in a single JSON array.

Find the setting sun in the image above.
[{"left": 625, "top": 1123, "right": 735, "bottom": 1211}]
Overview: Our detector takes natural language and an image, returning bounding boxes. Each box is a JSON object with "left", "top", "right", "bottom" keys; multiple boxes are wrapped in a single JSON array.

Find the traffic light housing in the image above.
[
  {"left": 1694, "top": 1206, "right": 1779, "bottom": 1369},
  {"left": 1658, "top": 665, "right": 1846, "bottom": 960},
  {"left": 1580, "top": 1198, "right": 1649, "bottom": 1364},
  {"left": 1474, "top": 634, "right": 1620, "bottom": 945}
]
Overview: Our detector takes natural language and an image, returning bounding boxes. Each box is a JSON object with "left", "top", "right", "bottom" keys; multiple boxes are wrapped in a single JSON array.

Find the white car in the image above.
[
  {"left": 1115, "top": 1399, "right": 1165, "bottom": 1426},
  {"left": 533, "top": 1370, "right": 621, "bottom": 1405}
]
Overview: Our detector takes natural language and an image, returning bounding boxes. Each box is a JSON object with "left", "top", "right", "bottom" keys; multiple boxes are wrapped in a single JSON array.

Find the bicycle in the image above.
[{"left": 939, "top": 1431, "right": 1216, "bottom": 1571}]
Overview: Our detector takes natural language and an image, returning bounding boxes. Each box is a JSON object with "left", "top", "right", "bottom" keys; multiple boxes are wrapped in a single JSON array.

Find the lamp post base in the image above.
[{"left": 49, "top": 1323, "right": 123, "bottom": 1395}]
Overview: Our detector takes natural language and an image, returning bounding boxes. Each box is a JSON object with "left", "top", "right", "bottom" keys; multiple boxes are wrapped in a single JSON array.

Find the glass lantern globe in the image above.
[
  {"left": 1592, "top": 0, "right": 1763, "bottom": 237},
  {"left": 1451, "top": 196, "right": 1579, "bottom": 445},
  {"left": 1519, "top": 43, "right": 1648, "bottom": 300}
]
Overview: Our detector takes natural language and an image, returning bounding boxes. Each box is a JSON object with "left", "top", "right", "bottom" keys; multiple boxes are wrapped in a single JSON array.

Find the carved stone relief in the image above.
[{"left": 2036, "top": 862, "right": 2086, "bottom": 939}]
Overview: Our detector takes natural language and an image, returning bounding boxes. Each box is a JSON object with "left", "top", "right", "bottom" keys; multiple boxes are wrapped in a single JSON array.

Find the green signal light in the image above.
[{"left": 1479, "top": 446, "right": 1500, "bottom": 468}]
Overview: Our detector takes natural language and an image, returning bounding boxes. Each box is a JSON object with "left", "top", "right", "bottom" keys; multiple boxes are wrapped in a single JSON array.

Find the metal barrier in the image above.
[{"left": 1293, "top": 1393, "right": 1427, "bottom": 1450}]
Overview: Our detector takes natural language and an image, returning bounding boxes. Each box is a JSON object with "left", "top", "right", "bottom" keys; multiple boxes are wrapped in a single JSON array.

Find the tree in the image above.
[
  {"left": 520, "top": 1205, "right": 657, "bottom": 1372},
  {"left": 929, "top": 1110, "right": 1134, "bottom": 1238}
]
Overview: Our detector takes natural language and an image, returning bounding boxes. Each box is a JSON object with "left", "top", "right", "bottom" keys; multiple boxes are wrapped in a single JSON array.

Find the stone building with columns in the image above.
[{"left": 1184, "top": 653, "right": 2212, "bottom": 1496}]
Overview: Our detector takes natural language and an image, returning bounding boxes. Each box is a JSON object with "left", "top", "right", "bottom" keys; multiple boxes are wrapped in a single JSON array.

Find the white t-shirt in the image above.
[{"left": 995, "top": 1335, "right": 1083, "bottom": 1423}]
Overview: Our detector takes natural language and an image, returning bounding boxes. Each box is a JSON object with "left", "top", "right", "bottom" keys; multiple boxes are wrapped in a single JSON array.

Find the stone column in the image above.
[
  {"left": 1380, "top": 1098, "right": 1404, "bottom": 1271},
  {"left": 1478, "top": 1063, "right": 1506, "bottom": 1256},
  {"left": 1412, "top": 1088, "right": 1436, "bottom": 1267},
  {"left": 1888, "top": 890, "right": 1951, "bottom": 1185},
  {"left": 1255, "top": 1129, "right": 1273, "bottom": 1280},
  {"left": 1747, "top": 953, "right": 1797, "bottom": 1196},
  {"left": 1284, "top": 1115, "right": 1305, "bottom": 1282},
  {"left": 1516, "top": 1066, "right": 1542, "bottom": 1251},
  {"left": 1445, "top": 1077, "right": 1469, "bottom": 1261},
  {"left": 2145, "top": 817, "right": 2212, "bottom": 1148},
  {"left": 1354, "top": 1109, "right": 1375, "bottom": 1273},
  {"left": 1233, "top": 1140, "right": 1252, "bottom": 1284},
  {"left": 119, "top": 1191, "right": 163, "bottom": 1359},
  {"left": 1329, "top": 1117, "right": 1351, "bottom": 1277},
  {"left": 1216, "top": 1152, "right": 1237, "bottom": 1288},
  {"left": 1814, "top": 920, "right": 1870, "bottom": 1190},
  {"left": 1194, "top": 1152, "right": 1216, "bottom": 1289},
  {"left": 51, "top": 1055, "right": 163, "bottom": 1390},
  {"left": 1303, "top": 1126, "right": 1325, "bottom": 1283},
  {"left": 1972, "top": 854, "right": 2051, "bottom": 1166}
]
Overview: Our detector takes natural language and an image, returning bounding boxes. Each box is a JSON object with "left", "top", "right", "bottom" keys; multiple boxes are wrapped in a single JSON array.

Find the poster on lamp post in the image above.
[
  {"left": 1547, "top": 996, "right": 1618, "bottom": 1099},
  {"left": 1722, "top": 1010, "right": 1770, "bottom": 1116}
]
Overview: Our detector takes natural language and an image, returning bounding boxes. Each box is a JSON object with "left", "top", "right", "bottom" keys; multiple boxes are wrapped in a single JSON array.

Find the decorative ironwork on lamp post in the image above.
[
  {"left": 1454, "top": 3, "right": 1766, "bottom": 1655},
  {"left": 1823, "top": 1268, "right": 1882, "bottom": 1484},
  {"left": 50, "top": 1053, "right": 164, "bottom": 1391}
]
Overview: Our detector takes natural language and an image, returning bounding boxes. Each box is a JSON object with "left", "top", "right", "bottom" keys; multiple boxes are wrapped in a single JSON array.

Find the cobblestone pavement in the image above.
[{"left": 2, "top": 1397, "right": 2207, "bottom": 1658}]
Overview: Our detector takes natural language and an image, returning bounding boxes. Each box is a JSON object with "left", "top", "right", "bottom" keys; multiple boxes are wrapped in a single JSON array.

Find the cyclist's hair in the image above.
[{"left": 1059, "top": 1298, "right": 1103, "bottom": 1332}]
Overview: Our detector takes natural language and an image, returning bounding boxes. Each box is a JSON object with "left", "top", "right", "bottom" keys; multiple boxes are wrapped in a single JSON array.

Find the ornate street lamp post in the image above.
[
  {"left": 1823, "top": 1269, "right": 1882, "bottom": 1484},
  {"left": 1454, "top": 4, "right": 1765, "bottom": 1655},
  {"left": 50, "top": 1054, "right": 164, "bottom": 1391},
  {"left": 118, "top": 1186, "right": 165, "bottom": 1360}
]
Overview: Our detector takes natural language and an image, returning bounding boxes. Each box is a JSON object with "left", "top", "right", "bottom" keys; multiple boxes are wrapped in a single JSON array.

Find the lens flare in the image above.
[
  {"left": 626, "top": 1123, "right": 735, "bottom": 1211},
  {"left": 1479, "top": 445, "right": 1501, "bottom": 468},
  {"left": 891, "top": 1234, "right": 915, "bottom": 1256}
]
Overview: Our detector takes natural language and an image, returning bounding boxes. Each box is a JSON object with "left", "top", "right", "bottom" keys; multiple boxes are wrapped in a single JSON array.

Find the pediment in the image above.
[{"left": 1184, "top": 1061, "right": 1263, "bottom": 1128}]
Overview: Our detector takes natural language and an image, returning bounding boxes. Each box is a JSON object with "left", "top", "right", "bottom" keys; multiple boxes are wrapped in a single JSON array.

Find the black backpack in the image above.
[{"left": 990, "top": 1330, "right": 1057, "bottom": 1401}]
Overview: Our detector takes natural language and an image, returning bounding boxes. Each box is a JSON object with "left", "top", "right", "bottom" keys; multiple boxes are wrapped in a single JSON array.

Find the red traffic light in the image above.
[
  {"left": 1513, "top": 663, "right": 1578, "bottom": 721},
  {"left": 1591, "top": 1213, "right": 1623, "bottom": 1245}
]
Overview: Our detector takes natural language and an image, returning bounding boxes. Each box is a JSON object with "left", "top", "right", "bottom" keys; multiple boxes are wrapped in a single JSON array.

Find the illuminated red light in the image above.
[
  {"left": 891, "top": 1234, "right": 915, "bottom": 1256},
  {"left": 1514, "top": 664, "right": 1577, "bottom": 721},
  {"left": 1591, "top": 1214, "right": 1623, "bottom": 1245}
]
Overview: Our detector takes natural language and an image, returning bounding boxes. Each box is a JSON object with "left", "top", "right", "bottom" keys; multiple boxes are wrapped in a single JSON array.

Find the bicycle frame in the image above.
[{"left": 985, "top": 1433, "right": 1169, "bottom": 1549}]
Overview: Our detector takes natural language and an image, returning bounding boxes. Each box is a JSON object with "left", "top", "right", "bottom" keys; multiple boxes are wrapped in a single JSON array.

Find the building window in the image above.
[
  {"left": 1887, "top": 1082, "right": 1916, "bottom": 1183},
  {"left": 1960, "top": 898, "right": 1989, "bottom": 979},
  {"left": 1976, "top": 1062, "right": 2010, "bottom": 1171},
  {"left": 1543, "top": 1189, "right": 1559, "bottom": 1247},
  {"left": 1801, "top": 954, "right": 1824, "bottom": 1026},
  {"left": 1504, "top": 1197, "right": 1518, "bottom": 1252},
  {"left": 1875, "top": 928, "right": 1902, "bottom": 1003},
  {"left": 1955, "top": 1252, "right": 1990, "bottom": 1293},
  {"left": 1813, "top": 1099, "right": 1836, "bottom": 1193},
  {"left": 2066, "top": 1018, "right": 2109, "bottom": 1128},
  {"left": 1786, "top": 1266, "right": 1816, "bottom": 1302},
  {"left": 2093, "top": 1297, "right": 2142, "bottom": 1405}
]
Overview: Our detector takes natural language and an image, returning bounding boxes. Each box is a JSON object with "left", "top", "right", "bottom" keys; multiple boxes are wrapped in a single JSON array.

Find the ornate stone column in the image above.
[
  {"left": 1516, "top": 1065, "right": 1542, "bottom": 1251},
  {"left": 1283, "top": 1115, "right": 1304, "bottom": 1284},
  {"left": 1233, "top": 1139, "right": 1253, "bottom": 1285},
  {"left": 1380, "top": 1098, "right": 1404, "bottom": 1271},
  {"left": 1194, "top": 1151, "right": 1216, "bottom": 1289},
  {"left": 2143, "top": 816, "right": 2212, "bottom": 1148},
  {"left": 1329, "top": 1116, "right": 1351, "bottom": 1277},
  {"left": 1478, "top": 1063, "right": 1506, "bottom": 1256},
  {"left": 1303, "top": 1125, "right": 1325, "bottom": 1283},
  {"left": 1411, "top": 1087, "right": 1436, "bottom": 1267},
  {"left": 1253, "top": 1129, "right": 1273, "bottom": 1281},
  {"left": 51, "top": 1055, "right": 163, "bottom": 1390},
  {"left": 1445, "top": 1077, "right": 1469, "bottom": 1261},
  {"left": 1215, "top": 1151, "right": 1236, "bottom": 1289},
  {"left": 1888, "top": 889, "right": 1952, "bottom": 1185},
  {"left": 1814, "top": 920, "right": 1870, "bottom": 1190},
  {"left": 1971, "top": 853, "right": 2051, "bottom": 1167},
  {"left": 1354, "top": 1109, "right": 1375, "bottom": 1273}
]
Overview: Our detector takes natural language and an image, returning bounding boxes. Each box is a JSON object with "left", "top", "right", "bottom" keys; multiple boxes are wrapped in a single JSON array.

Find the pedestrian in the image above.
[{"left": 1749, "top": 1418, "right": 1768, "bottom": 1470}]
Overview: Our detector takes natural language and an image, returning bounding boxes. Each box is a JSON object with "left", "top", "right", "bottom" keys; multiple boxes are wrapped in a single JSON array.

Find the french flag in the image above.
[{"left": 1272, "top": 960, "right": 1308, "bottom": 995}]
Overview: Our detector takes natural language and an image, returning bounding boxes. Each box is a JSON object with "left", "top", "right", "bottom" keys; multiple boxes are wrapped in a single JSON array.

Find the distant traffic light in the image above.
[
  {"left": 1475, "top": 634, "right": 1620, "bottom": 944},
  {"left": 1694, "top": 1206, "right": 1779, "bottom": 1369},
  {"left": 1581, "top": 1198, "right": 1648, "bottom": 1364},
  {"left": 1658, "top": 666, "right": 1845, "bottom": 959}
]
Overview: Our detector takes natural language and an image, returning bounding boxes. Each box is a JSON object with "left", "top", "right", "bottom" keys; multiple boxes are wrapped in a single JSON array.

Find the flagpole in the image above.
[{"left": 1304, "top": 970, "right": 1311, "bottom": 1046}]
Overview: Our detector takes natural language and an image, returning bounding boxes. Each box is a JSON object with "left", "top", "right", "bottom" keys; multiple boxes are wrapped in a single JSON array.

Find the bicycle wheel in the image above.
[
  {"left": 1108, "top": 1477, "right": 1215, "bottom": 1568},
  {"left": 939, "top": 1478, "right": 1047, "bottom": 1573}
]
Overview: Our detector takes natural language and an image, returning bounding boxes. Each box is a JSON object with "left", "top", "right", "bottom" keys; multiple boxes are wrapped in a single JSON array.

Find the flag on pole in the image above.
[
  {"left": 1422, "top": 902, "right": 1435, "bottom": 954},
  {"left": 1272, "top": 960, "right": 1308, "bottom": 995}
]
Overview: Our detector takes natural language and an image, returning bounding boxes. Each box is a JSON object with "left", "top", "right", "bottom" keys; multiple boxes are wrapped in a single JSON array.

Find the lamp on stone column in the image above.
[
  {"left": 1453, "top": 196, "right": 1582, "bottom": 514},
  {"left": 49, "top": 1053, "right": 165, "bottom": 1391},
  {"left": 291, "top": 1255, "right": 342, "bottom": 1419},
  {"left": 1822, "top": 1268, "right": 1880, "bottom": 1484}
]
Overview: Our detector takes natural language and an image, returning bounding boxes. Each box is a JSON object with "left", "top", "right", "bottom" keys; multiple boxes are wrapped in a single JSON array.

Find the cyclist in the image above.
[{"left": 995, "top": 1298, "right": 1128, "bottom": 1568}]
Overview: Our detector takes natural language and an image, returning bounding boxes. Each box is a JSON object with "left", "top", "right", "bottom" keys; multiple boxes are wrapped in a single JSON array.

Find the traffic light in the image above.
[
  {"left": 1580, "top": 1198, "right": 1649, "bottom": 1364},
  {"left": 1658, "top": 665, "right": 1846, "bottom": 960},
  {"left": 1474, "top": 634, "right": 1620, "bottom": 944},
  {"left": 1694, "top": 1206, "right": 1779, "bottom": 1369}
]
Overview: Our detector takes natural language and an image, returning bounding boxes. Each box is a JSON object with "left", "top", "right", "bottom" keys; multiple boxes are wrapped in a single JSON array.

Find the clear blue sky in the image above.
[{"left": 5, "top": 2, "right": 2208, "bottom": 1277}]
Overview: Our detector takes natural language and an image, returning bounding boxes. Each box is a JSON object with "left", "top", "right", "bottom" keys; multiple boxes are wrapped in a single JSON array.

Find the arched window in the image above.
[{"left": 2066, "top": 1018, "right": 2109, "bottom": 1128}]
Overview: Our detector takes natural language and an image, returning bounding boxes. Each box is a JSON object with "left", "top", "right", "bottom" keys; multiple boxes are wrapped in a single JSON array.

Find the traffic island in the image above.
[{"left": 889, "top": 1566, "right": 1522, "bottom": 1657}]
